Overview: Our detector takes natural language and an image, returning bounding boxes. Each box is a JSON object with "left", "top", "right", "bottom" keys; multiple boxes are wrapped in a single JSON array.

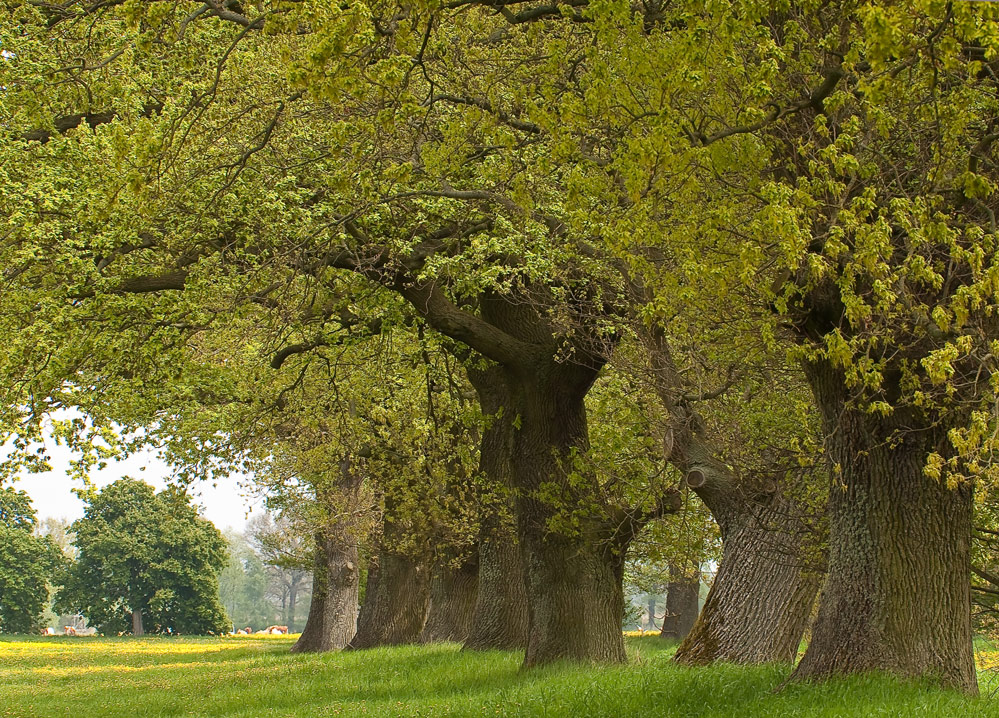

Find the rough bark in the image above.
[
  {"left": 420, "top": 553, "right": 480, "bottom": 643},
  {"left": 131, "top": 609, "right": 144, "bottom": 636},
  {"left": 347, "top": 543, "right": 430, "bottom": 649},
  {"left": 464, "top": 365, "right": 529, "bottom": 651},
  {"left": 642, "top": 323, "right": 822, "bottom": 664},
  {"left": 464, "top": 537, "right": 529, "bottom": 651},
  {"left": 660, "top": 565, "right": 700, "bottom": 641},
  {"left": 291, "top": 531, "right": 359, "bottom": 653},
  {"left": 511, "top": 364, "right": 628, "bottom": 667},
  {"left": 292, "top": 458, "right": 366, "bottom": 653},
  {"left": 791, "top": 360, "right": 976, "bottom": 694},
  {"left": 674, "top": 482, "right": 821, "bottom": 664},
  {"left": 642, "top": 327, "right": 820, "bottom": 665}
]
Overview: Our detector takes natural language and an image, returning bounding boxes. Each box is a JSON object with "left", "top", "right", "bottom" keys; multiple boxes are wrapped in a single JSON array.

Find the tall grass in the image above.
[{"left": 2, "top": 635, "right": 997, "bottom": 717}]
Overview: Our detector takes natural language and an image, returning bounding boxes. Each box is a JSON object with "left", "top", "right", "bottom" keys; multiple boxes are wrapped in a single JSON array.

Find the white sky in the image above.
[{"left": 7, "top": 433, "right": 260, "bottom": 533}]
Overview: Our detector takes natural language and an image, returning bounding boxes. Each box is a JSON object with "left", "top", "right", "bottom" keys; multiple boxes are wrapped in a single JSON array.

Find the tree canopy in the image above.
[
  {"left": 55, "top": 478, "right": 229, "bottom": 635},
  {"left": 0, "top": 487, "right": 62, "bottom": 633}
]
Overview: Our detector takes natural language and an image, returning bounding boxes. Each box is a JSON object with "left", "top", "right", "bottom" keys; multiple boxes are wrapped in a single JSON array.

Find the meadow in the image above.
[{"left": 3, "top": 635, "right": 999, "bottom": 717}]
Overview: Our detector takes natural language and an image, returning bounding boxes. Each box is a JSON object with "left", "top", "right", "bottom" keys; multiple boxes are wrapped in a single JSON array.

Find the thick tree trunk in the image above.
[
  {"left": 293, "top": 457, "right": 366, "bottom": 653},
  {"left": 399, "top": 290, "right": 630, "bottom": 665},
  {"left": 660, "top": 564, "right": 700, "bottom": 641},
  {"left": 674, "top": 489, "right": 821, "bottom": 664},
  {"left": 291, "top": 531, "right": 359, "bottom": 653},
  {"left": 464, "top": 365, "right": 529, "bottom": 651},
  {"left": 641, "top": 323, "right": 821, "bottom": 664},
  {"left": 131, "top": 609, "right": 144, "bottom": 636},
  {"left": 464, "top": 537, "right": 529, "bottom": 650},
  {"left": 791, "top": 360, "right": 976, "bottom": 694},
  {"left": 420, "top": 553, "right": 479, "bottom": 643},
  {"left": 347, "top": 545, "right": 430, "bottom": 649},
  {"left": 511, "top": 366, "right": 627, "bottom": 667}
]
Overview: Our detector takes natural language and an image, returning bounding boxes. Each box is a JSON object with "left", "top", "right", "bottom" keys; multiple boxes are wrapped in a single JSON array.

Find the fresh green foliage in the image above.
[
  {"left": 54, "top": 478, "right": 229, "bottom": 635},
  {"left": 0, "top": 636, "right": 997, "bottom": 717},
  {"left": 0, "top": 488, "right": 62, "bottom": 633}
]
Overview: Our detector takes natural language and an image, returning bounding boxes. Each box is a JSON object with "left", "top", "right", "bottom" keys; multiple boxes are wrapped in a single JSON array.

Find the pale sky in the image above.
[{"left": 5, "top": 429, "right": 260, "bottom": 532}]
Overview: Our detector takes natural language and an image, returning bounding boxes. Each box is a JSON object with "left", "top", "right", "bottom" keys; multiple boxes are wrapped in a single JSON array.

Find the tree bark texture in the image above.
[
  {"left": 131, "top": 609, "right": 144, "bottom": 636},
  {"left": 420, "top": 553, "right": 479, "bottom": 644},
  {"left": 642, "top": 322, "right": 823, "bottom": 665},
  {"left": 791, "top": 360, "right": 976, "bottom": 694},
  {"left": 464, "top": 365, "right": 529, "bottom": 651},
  {"left": 674, "top": 487, "right": 821, "bottom": 664},
  {"left": 510, "top": 364, "right": 627, "bottom": 667},
  {"left": 347, "top": 542, "right": 430, "bottom": 649},
  {"left": 292, "top": 458, "right": 366, "bottom": 653},
  {"left": 398, "top": 288, "right": 631, "bottom": 665},
  {"left": 660, "top": 565, "right": 700, "bottom": 641},
  {"left": 291, "top": 530, "right": 359, "bottom": 653}
]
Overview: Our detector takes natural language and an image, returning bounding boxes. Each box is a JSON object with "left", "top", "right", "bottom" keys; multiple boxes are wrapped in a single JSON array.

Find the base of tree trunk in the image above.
[
  {"left": 292, "top": 531, "right": 359, "bottom": 653},
  {"left": 464, "top": 537, "right": 529, "bottom": 651},
  {"left": 347, "top": 549, "right": 430, "bottom": 650},
  {"left": 660, "top": 570, "right": 700, "bottom": 641},
  {"left": 674, "top": 497, "right": 821, "bottom": 665},
  {"left": 791, "top": 361, "right": 977, "bottom": 694},
  {"left": 420, "top": 554, "right": 479, "bottom": 644},
  {"left": 521, "top": 533, "right": 626, "bottom": 667}
]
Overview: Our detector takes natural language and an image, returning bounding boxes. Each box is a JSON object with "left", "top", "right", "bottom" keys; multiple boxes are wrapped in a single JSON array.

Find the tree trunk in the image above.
[
  {"left": 420, "top": 553, "right": 479, "bottom": 643},
  {"left": 465, "top": 537, "right": 529, "bottom": 651},
  {"left": 291, "top": 531, "right": 359, "bottom": 653},
  {"left": 131, "top": 608, "right": 144, "bottom": 636},
  {"left": 641, "top": 323, "right": 822, "bottom": 665},
  {"left": 287, "top": 584, "right": 297, "bottom": 633},
  {"left": 347, "top": 545, "right": 430, "bottom": 649},
  {"left": 464, "top": 365, "right": 529, "bottom": 651},
  {"left": 510, "top": 365, "right": 627, "bottom": 667},
  {"left": 647, "top": 596, "right": 657, "bottom": 631},
  {"left": 660, "top": 564, "right": 700, "bottom": 641},
  {"left": 791, "top": 360, "right": 976, "bottom": 694},
  {"left": 674, "top": 488, "right": 821, "bottom": 664}
]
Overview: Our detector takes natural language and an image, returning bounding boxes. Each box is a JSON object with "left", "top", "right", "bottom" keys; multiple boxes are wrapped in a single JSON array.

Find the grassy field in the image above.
[{"left": 3, "top": 635, "right": 999, "bottom": 717}]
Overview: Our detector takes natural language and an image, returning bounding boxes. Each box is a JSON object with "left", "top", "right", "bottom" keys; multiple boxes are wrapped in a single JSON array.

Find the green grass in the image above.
[{"left": 2, "top": 635, "right": 999, "bottom": 717}]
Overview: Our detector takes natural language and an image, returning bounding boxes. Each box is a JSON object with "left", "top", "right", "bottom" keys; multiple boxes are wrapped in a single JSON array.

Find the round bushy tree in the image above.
[
  {"left": 55, "top": 478, "right": 229, "bottom": 635},
  {"left": 0, "top": 488, "right": 61, "bottom": 633}
]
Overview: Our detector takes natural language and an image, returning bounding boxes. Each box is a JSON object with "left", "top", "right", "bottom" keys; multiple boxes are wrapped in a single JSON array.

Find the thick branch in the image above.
[
  {"left": 397, "top": 280, "right": 537, "bottom": 368},
  {"left": 71, "top": 269, "right": 189, "bottom": 299},
  {"left": 270, "top": 315, "right": 383, "bottom": 369},
  {"left": 20, "top": 102, "right": 163, "bottom": 143}
]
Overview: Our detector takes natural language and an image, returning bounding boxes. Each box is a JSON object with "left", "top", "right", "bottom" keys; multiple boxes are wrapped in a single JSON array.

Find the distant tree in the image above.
[
  {"left": 36, "top": 517, "right": 75, "bottom": 559},
  {"left": 0, "top": 488, "right": 62, "bottom": 633},
  {"left": 247, "top": 512, "right": 312, "bottom": 632},
  {"left": 55, "top": 478, "right": 229, "bottom": 635},
  {"left": 218, "top": 530, "right": 272, "bottom": 631}
]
